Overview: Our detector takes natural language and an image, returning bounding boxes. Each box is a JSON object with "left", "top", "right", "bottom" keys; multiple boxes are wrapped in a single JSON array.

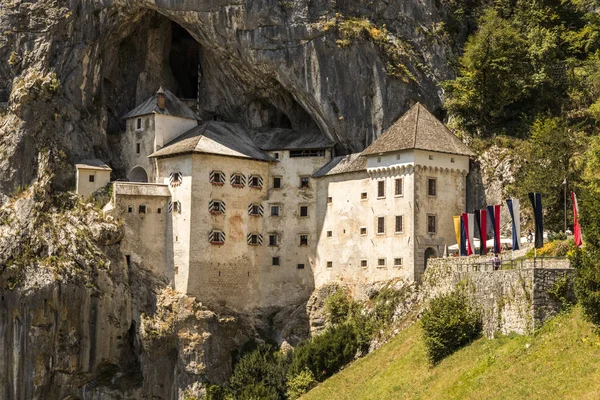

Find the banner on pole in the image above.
[
  {"left": 460, "top": 214, "right": 468, "bottom": 256},
  {"left": 506, "top": 198, "right": 521, "bottom": 251},
  {"left": 571, "top": 192, "right": 583, "bottom": 248},
  {"left": 487, "top": 205, "right": 501, "bottom": 254},
  {"left": 528, "top": 192, "right": 544, "bottom": 249}
]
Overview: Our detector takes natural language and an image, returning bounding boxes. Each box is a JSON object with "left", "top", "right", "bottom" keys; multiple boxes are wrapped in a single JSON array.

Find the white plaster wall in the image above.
[
  {"left": 76, "top": 169, "right": 111, "bottom": 198},
  {"left": 314, "top": 168, "right": 416, "bottom": 288},
  {"left": 366, "top": 150, "right": 469, "bottom": 171},
  {"left": 154, "top": 114, "right": 197, "bottom": 150},
  {"left": 123, "top": 116, "right": 156, "bottom": 181},
  {"left": 366, "top": 150, "right": 415, "bottom": 169},
  {"left": 113, "top": 184, "right": 172, "bottom": 280}
]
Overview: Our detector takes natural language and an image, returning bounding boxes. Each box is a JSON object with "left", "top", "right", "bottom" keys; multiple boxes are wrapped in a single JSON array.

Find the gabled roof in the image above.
[
  {"left": 149, "top": 121, "right": 275, "bottom": 162},
  {"left": 122, "top": 87, "right": 198, "bottom": 121},
  {"left": 361, "top": 103, "right": 475, "bottom": 157},
  {"left": 75, "top": 159, "right": 112, "bottom": 171},
  {"left": 252, "top": 128, "right": 333, "bottom": 151},
  {"left": 313, "top": 153, "right": 367, "bottom": 177}
]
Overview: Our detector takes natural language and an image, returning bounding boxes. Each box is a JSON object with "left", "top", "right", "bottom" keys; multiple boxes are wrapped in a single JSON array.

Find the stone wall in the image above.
[{"left": 422, "top": 257, "right": 574, "bottom": 337}]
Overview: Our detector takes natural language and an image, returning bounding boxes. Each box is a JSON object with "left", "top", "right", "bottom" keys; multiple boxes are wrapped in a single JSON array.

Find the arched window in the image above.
[{"left": 128, "top": 166, "right": 148, "bottom": 183}]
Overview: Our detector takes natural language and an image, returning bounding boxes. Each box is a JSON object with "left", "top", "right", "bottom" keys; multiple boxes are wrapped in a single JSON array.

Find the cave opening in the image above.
[{"left": 169, "top": 22, "right": 199, "bottom": 101}]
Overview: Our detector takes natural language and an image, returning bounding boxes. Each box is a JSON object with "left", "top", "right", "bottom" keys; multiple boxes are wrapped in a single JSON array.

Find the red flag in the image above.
[{"left": 571, "top": 192, "right": 583, "bottom": 247}]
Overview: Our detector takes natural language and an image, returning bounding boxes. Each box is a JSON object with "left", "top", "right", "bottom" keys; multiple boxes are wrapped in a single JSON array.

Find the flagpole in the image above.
[{"left": 564, "top": 177, "right": 567, "bottom": 233}]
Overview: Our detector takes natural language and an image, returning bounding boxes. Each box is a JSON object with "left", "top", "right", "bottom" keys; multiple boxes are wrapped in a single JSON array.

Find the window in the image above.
[
  {"left": 128, "top": 206, "right": 133, "bottom": 213},
  {"left": 360, "top": 227, "right": 367, "bottom": 235},
  {"left": 378, "top": 258, "right": 386, "bottom": 267},
  {"left": 427, "top": 215, "right": 437, "bottom": 234},
  {"left": 427, "top": 178, "right": 437, "bottom": 196},
  {"left": 377, "top": 217, "right": 385, "bottom": 234},
  {"left": 138, "top": 205, "right": 146, "bottom": 214},
  {"left": 88, "top": 175, "right": 95, "bottom": 183},
  {"left": 299, "top": 205, "right": 308, "bottom": 217},
  {"left": 274, "top": 152, "right": 280, "bottom": 159},
  {"left": 360, "top": 259, "right": 368, "bottom": 267},
  {"left": 248, "top": 204, "right": 264, "bottom": 217},
  {"left": 210, "top": 171, "right": 225, "bottom": 186},
  {"left": 327, "top": 261, "right": 333, "bottom": 268},
  {"left": 249, "top": 175, "right": 263, "bottom": 189},
  {"left": 377, "top": 156, "right": 382, "bottom": 163},
  {"left": 209, "top": 200, "right": 226, "bottom": 215},
  {"left": 299, "top": 234, "right": 308, "bottom": 246},
  {"left": 429, "top": 155, "right": 434, "bottom": 160},
  {"left": 273, "top": 177, "right": 281, "bottom": 189},
  {"left": 300, "top": 176, "right": 310, "bottom": 188},
  {"left": 271, "top": 205, "right": 280, "bottom": 216},
  {"left": 297, "top": 263, "right": 305, "bottom": 269},
  {"left": 169, "top": 172, "right": 183, "bottom": 187},
  {"left": 290, "top": 150, "right": 325, "bottom": 157},
  {"left": 272, "top": 257, "right": 280, "bottom": 266},
  {"left": 209, "top": 230, "right": 225, "bottom": 245},
  {"left": 395, "top": 178, "right": 403, "bottom": 196},
  {"left": 396, "top": 154, "right": 401, "bottom": 160},
  {"left": 394, "top": 258, "right": 403, "bottom": 267},
  {"left": 269, "top": 234, "right": 279, "bottom": 246},
  {"left": 361, "top": 192, "right": 368, "bottom": 200},
  {"left": 377, "top": 180, "right": 385, "bottom": 198},
  {"left": 157, "top": 208, "right": 162, "bottom": 214},
  {"left": 247, "top": 233, "right": 263, "bottom": 246},
  {"left": 395, "top": 215, "right": 403, "bottom": 233},
  {"left": 327, "top": 196, "right": 332, "bottom": 204},
  {"left": 451, "top": 157, "right": 455, "bottom": 163},
  {"left": 231, "top": 173, "right": 246, "bottom": 188},
  {"left": 136, "top": 118, "right": 142, "bottom": 130},
  {"left": 327, "top": 230, "right": 332, "bottom": 237},
  {"left": 169, "top": 201, "right": 182, "bottom": 214},
  {"left": 136, "top": 143, "right": 141, "bottom": 154}
]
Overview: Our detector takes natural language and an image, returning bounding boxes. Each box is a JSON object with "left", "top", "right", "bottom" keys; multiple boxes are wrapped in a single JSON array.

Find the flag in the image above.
[
  {"left": 528, "top": 192, "right": 544, "bottom": 248},
  {"left": 460, "top": 216, "right": 467, "bottom": 256},
  {"left": 506, "top": 198, "right": 521, "bottom": 251},
  {"left": 571, "top": 192, "right": 583, "bottom": 248},
  {"left": 468, "top": 213, "right": 475, "bottom": 255},
  {"left": 487, "top": 205, "right": 501, "bottom": 254},
  {"left": 461, "top": 213, "right": 474, "bottom": 256},
  {"left": 454, "top": 216, "right": 461, "bottom": 251},
  {"left": 474, "top": 209, "right": 488, "bottom": 255}
]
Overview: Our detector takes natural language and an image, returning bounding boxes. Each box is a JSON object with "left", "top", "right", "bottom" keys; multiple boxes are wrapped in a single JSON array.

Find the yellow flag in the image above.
[{"left": 453, "top": 216, "right": 461, "bottom": 248}]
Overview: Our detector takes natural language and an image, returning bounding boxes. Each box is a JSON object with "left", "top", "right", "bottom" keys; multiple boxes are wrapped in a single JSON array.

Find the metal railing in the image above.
[{"left": 442, "top": 257, "right": 570, "bottom": 273}]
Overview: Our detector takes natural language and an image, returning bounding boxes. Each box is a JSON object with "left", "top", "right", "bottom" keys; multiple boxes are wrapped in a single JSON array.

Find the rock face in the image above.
[{"left": 0, "top": 0, "right": 460, "bottom": 195}]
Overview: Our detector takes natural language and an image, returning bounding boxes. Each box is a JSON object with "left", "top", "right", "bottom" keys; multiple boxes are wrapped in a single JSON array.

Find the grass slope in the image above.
[{"left": 303, "top": 307, "right": 600, "bottom": 400}]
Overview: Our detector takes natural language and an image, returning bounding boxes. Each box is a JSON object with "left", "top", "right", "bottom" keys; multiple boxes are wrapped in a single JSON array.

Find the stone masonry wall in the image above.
[{"left": 422, "top": 258, "right": 574, "bottom": 337}]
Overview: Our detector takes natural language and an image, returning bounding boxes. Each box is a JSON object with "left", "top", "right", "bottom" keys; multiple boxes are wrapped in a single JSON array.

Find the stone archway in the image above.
[
  {"left": 424, "top": 247, "right": 437, "bottom": 272},
  {"left": 128, "top": 166, "right": 148, "bottom": 183}
]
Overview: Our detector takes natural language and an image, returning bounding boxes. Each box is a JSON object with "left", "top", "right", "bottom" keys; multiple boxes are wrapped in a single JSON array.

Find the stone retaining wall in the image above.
[{"left": 421, "top": 258, "right": 574, "bottom": 337}]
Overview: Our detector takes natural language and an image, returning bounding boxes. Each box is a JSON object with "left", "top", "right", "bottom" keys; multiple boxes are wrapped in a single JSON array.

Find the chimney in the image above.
[{"left": 156, "top": 87, "right": 165, "bottom": 109}]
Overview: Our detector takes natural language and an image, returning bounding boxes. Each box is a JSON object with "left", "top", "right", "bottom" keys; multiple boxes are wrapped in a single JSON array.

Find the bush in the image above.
[
  {"left": 229, "top": 345, "right": 289, "bottom": 399},
  {"left": 286, "top": 370, "right": 317, "bottom": 399},
  {"left": 324, "top": 288, "right": 352, "bottom": 325},
  {"left": 288, "top": 323, "right": 359, "bottom": 381},
  {"left": 421, "top": 290, "right": 482, "bottom": 365}
]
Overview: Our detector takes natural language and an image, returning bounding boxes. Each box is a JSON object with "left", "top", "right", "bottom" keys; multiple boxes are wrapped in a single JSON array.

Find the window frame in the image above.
[
  {"left": 377, "top": 180, "right": 385, "bottom": 198},
  {"left": 88, "top": 174, "right": 95, "bottom": 183},
  {"left": 209, "top": 230, "right": 226, "bottom": 245},
  {"left": 394, "top": 258, "right": 403, "bottom": 267},
  {"left": 376, "top": 216, "right": 385, "bottom": 235},
  {"left": 210, "top": 170, "right": 225, "bottom": 186},
  {"left": 394, "top": 178, "right": 403, "bottom": 197},
  {"left": 299, "top": 205, "right": 309, "bottom": 218},
  {"left": 136, "top": 117, "right": 142, "bottom": 131},
  {"left": 395, "top": 215, "right": 403, "bottom": 234},
  {"left": 427, "top": 177, "right": 437, "bottom": 197},
  {"left": 268, "top": 233, "right": 279, "bottom": 247},
  {"left": 299, "top": 176, "right": 310, "bottom": 189},
  {"left": 326, "top": 261, "right": 333, "bottom": 269},
  {"left": 360, "top": 227, "right": 367, "bottom": 236},
  {"left": 273, "top": 176, "right": 282, "bottom": 189},
  {"left": 299, "top": 234, "right": 309, "bottom": 247},
  {"left": 427, "top": 214, "right": 437, "bottom": 234},
  {"left": 360, "top": 192, "right": 368, "bottom": 200},
  {"left": 272, "top": 256, "right": 280, "bottom": 266},
  {"left": 231, "top": 173, "right": 245, "bottom": 188},
  {"left": 377, "top": 258, "right": 386, "bottom": 267},
  {"left": 209, "top": 200, "right": 225, "bottom": 215},
  {"left": 360, "top": 259, "right": 368, "bottom": 268},
  {"left": 270, "top": 204, "right": 281, "bottom": 217},
  {"left": 249, "top": 175, "right": 263, "bottom": 189},
  {"left": 326, "top": 230, "right": 333, "bottom": 238},
  {"left": 138, "top": 205, "right": 146, "bottom": 214}
]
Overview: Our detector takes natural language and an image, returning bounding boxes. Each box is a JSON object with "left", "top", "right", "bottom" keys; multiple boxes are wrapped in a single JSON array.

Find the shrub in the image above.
[
  {"left": 229, "top": 345, "right": 289, "bottom": 399},
  {"left": 547, "top": 273, "right": 576, "bottom": 310},
  {"left": 421, "top": 290, "right": 482, "bottom": 365},
  {"left": 288, "top": 323, "right": 359, "bottom": 381},
  {"left": 286, "top": 369, "right": 317, "bottom": 399},
  {"left": 324, "top": 288, "right": 352, "bottom": 325}
]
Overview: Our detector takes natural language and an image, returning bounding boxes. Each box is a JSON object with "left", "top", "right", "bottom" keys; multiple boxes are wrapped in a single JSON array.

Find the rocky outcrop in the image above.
[{"left": 0, "top": 0, "right": 461, "bottom": 195}]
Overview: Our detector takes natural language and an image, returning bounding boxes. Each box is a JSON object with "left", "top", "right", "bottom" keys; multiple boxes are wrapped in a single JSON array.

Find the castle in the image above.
[{"left": 76, "top": 88, "right": 474, "bottom": 311}]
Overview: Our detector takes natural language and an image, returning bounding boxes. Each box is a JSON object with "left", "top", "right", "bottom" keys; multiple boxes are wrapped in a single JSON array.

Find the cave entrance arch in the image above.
[
  {"left": 424, "top": 247, "right": 437, "bottom": 272},
  {"left": 128, "top": 166, "right": 149, "bottom": 183}
]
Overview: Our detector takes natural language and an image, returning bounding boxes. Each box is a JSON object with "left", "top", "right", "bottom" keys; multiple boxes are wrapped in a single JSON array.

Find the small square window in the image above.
[
  {"left": 451, "top": 157, "right": 455, "bottom": 163},
  {"left": 249, "top": 175, "right": 262, "bottom": 188},
  {"left": 299, "top": 235, "right": 308, "bottom": 246},
  {"left": 361, "top": 192, "right": 368, "bottom": 200},
  {"left": 429, "top": 155, "right": 434, "bottom": 160},
  {"left": 360, "top": 227, "right": 367, "bottom": 235},
  {"left": 250, "top": 204, "right": 262, "bottom": 216},
  {"left": 396, "top": 154, "right": 401, "bottom": 160},
  {"left": 360, "top": 259, "right": 368, "bottom": 267},
  {"left": 428, "top": 178, "right": 437, "bottom": 196},
  {"left": 394, "top": 258, "right": 403, "bottom": 267},
  {"left": 274, "top": 152, "right": 280, "bottom": 159},
  {"left": 88, "top": 175, "right": 95, "bottom": 183},
  {"left": 157, "top": 208, "right": 162, "bottom": 214},
  {"left": 377, "top": 180, "right": 385, "bottom": 198},
  {"left": 136, "top": 143, "right": 141, "bottom": 154},
  {"left": 210, "top": 171, "right": 225, "bottom": 185},
  {"left": 327, "top": 261, "right": 333, "bottom": 268},
  {"left": 327, "top": 231, "right": 332, "bottom": 237},
  {"left": 128, "top": 206, "right": 133, "bottom": 213},
  {"left": 273, "top": 177, "right": 281, "bottom": 189},
  {"left": 136, "top": 118, "right": 142, "bottom": 130},
  {"left": 271, "top": 205, "right": 280, "bottom": 216},
  {"left": 248, "top": 234, "right": 260, "bottom": 245},
  {"left": 377, "top": 156, "right": 382, "bottom": 163},
  {"left": 272, "top": 257, "right": 280, "bottom": 266},
  {"left": 378, "top": 258, "right": 386, "bottom": 266},
  {"left": 327, "top": 196, "right": 332, "bottom": 204},
  {"left": 377, "top": 217, "right": 385, "bottom": 234},
  {"left": 211, "top": 200, "right": 225, "bottom": 214},
  {"left": 299, "top": 206, "right": 308, "bottom": 217},
  {"left": 139, "top": 205, "right": 146, "bottom": 214},
  {"left": 232, "top": 173, "right": 245, "bottom": 187},
  {"left": 395, "top": 178, "right": 403, "bottom": 196},
  {"left": 428, "top": 215, "right": 437, "bottom": 234},
  {"left": 297, "top": 263, "right": 305, "bottom": 269},
  {"left": 300, "top": 176, "right": 310, "bottom": 188},
  {"left": 395, "top": 216, "right": 403, "bottom": 233},
  {"left": 269, "top": 234, "right": 278, "bottom": 246}
]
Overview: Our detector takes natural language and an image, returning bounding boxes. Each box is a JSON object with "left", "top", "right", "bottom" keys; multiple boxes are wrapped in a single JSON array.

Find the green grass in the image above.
[{"left": 302, "top": 307, "right": 600, "bottom": 400}]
